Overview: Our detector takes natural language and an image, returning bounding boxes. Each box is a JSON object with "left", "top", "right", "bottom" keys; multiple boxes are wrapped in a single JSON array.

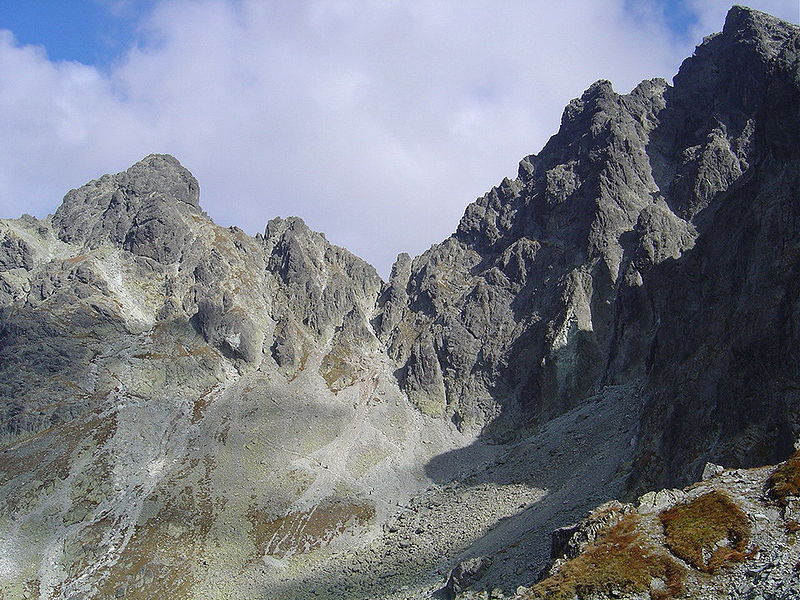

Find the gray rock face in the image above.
[
  {"left": 445, "top": 556, "right": 493, "bottom": 599},
  {"left": 374, "top": 73, "right": 679, "bottom": 433},
  {"left": 0, "top": 6, "right": 798, "bottom": 600},
  {"left": 620, "top": 5, "right": 800, "bottom": 492},
  {"left": 52, "top": 153, "right": 201, "bottom": 263},
  {"left": 0, "top": 228, "right": 34, "bottom": 271},
  {"left": 376, "top": 6, "right": 800, "bottom": 491}
]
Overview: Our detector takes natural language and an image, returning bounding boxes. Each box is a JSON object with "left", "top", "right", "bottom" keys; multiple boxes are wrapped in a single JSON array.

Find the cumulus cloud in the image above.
[{"left": 0, "top": 0, "right": 795, "bottom": 275}]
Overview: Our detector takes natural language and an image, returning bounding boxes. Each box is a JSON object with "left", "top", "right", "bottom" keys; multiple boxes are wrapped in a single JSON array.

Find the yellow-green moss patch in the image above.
[
  {"left": 768, "top": 451, "right": 800, "bottom": 506},
  {"left": 660, "top": 491, "right": 752, "bottom": 572}
]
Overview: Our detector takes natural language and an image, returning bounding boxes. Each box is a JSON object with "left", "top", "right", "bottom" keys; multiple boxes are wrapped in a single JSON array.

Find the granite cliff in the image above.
[{"left": 0, "top": 6, "right": 798, "bottom": 600}]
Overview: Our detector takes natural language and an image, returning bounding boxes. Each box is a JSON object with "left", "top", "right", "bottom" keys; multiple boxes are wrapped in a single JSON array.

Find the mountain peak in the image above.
[
  {"left": 723, "top": 4, "right": 799, "bottom": 53},
  {"left": 51, "top": 154, "right": 202, "bottom": 262},
  {"left": 726, "top": 4, "right": 794, "bottom": 33},
  {"left": 114, "top": 153, "right": 200, "bottom": 209}
]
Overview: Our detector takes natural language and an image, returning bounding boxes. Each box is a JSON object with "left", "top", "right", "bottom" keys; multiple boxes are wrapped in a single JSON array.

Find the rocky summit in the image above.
[{"left": 1, "top": 6, "right": 799, "bottom": 600}]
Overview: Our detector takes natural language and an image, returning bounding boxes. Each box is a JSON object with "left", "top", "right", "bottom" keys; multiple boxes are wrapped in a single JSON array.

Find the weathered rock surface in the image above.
[
  {"left": 377, "top": 5, "right": 800, "bottom": 494},
  {"left": 0, "top": 5, "right": 798, "bottom": 600}
]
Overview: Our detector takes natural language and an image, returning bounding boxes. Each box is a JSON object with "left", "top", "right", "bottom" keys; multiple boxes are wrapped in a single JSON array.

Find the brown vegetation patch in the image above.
[
  {"left": 286, "top": 348, "right": 310, "bottom": 382},
  {"left": 785, "top": 520, "right": 800, "bottom": 534},
  {"left": 191, "top": 387, "right": 216, "bottom": 424},
  {"left": 768, "top": 450, "right": 800, "bottom": 506},
  {"left": 0, "top": 411, "right": 108, "bottom": 489},
  {"left": 96, "top": 484, "right": 214, "bottom": 600},
  {"left": 525, "top": 515, "right": 685, "bottom": 600},
  {"left": 92, "top": 411, "right": 118, "bottom": 446},
  {"left": 1, "top": 411, "right": 117, "bottom": 534},
  {"left": 320, "top": 348, "right": 360, "bottom": 392},
  {"left": 660, "top": 491, "right": 752, "bottom": 572},
  {"left": 249, "top": 500, "right": 375, "bottom": 558},
  {"left": 96, "top": 518, "right": 197, "bottom": 599},
  {"left": 24, "top": 579, "right": 40, "bottom": 598},
  {"left": 57, "top": 516, "right": 116, "bottom": 582}
]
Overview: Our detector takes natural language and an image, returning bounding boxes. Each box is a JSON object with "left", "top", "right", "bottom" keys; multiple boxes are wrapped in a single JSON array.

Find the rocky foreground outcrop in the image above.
[
  {"left": 452, "top": 450, "right": 800, "bottom": 600},
  {"left": 0, "top": 5, "right": 799, "bottom": 600}
]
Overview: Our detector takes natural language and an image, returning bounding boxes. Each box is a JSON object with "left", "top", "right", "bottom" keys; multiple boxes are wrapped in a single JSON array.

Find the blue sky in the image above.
[
  {"left": 643, "top": 0, "right": 701, "bottom": 37},
  {"left": 0, "top": 1, "right": 724, "bottom": 67},
  {"left": 0, "top": 1, "right": 138, "bottom": 66},
  {"left": 0, "top": 1, "right": 797, "bottom": 276}
]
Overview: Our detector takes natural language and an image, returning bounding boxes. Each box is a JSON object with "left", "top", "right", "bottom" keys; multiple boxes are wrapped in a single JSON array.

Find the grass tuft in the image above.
[
  {"left": 525, "top": 514, "right": 684, "bottom": 600},
  {"left": 768, "top": 450, "right": 800, "bottom": 506},
  {"left": 660, "top": 491, "right": 752, "bottom": 572}
]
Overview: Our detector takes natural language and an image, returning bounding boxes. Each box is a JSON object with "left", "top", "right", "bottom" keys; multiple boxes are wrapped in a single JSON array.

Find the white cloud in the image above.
[{"left": 0, "top": 0, "right": 794, "bottom": 275}]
